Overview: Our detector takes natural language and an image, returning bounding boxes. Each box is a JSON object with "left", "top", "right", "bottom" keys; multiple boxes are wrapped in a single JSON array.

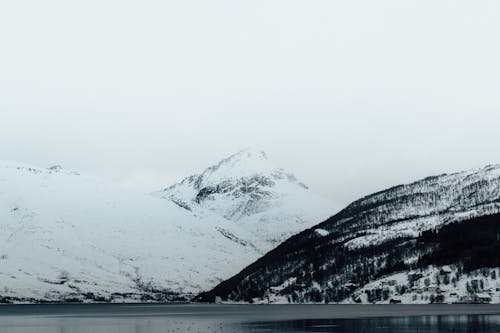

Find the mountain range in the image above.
[
  {"left": 3, "top": 149, "right": 500, "bottom": 305},
  {"left": 0, "top": 150, "right": 334, "bottom": 303}
]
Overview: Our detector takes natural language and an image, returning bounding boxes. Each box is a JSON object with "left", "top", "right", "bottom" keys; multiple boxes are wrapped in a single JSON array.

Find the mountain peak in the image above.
[
  {"left": 200, "top": 149, "right": 278, "bottom": 185},
  {"left": 229, "top": 148, "right": 268, "bottom": 161},
  {"left": 161, "top": 149, "right": 310, "bottom": 193},
  {"left": 215, "top": 148, "right": 270, "bottom": 170},
  {"left": 154, "top": 150, "right": 335, "bottom": 247}
]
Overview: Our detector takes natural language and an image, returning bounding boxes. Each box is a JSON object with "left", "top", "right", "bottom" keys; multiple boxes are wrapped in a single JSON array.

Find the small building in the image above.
[
  {"left": 474, "top": 293, "right": 492, "bottom": 304},
  {"left": 425, "top": 286, "right": 441, "bottom": 293},
  {"left": 411, "top": 286, "right": 423, "bottom": 294},
  {"left": 381, "top": 280, "right": 397, "bottom": 287}
]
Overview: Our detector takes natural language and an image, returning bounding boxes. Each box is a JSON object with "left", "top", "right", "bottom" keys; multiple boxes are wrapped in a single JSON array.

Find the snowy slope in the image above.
[
  {"left": 0, "top": 161, "right": 265, "bottom": 302},
  {"left": 335, "top": 164, "right": 500, "bottom": 250},
  {"left": 154, "top": 149, "right": 336, "bottom": 250}
]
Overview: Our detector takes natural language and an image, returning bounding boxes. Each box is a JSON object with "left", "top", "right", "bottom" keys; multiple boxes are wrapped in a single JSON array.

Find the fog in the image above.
[{"left": 1, "top": 0, "right": 499, "bottom": 205}]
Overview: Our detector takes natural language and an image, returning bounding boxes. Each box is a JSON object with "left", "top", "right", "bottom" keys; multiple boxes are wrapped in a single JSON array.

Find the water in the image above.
[{"left": 1, "top": 304, "right": 500, "bottom": 332}]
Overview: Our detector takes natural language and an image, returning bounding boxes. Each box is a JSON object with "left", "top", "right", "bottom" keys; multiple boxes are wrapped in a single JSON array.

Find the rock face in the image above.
[
  {"left": 154, "top": 149, "right": 337, "bottom": 250},
  {"left": 197, "top": 164, "right": 500, "bottom": 304}
]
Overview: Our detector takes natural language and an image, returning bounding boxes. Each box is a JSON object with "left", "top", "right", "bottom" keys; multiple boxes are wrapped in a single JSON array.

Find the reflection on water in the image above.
[
  {"left": 244, "top": 315, "right": 500, "bottom": 332},
  {"left": 1, "top": 315, "right": 500, "bottom": 333}
]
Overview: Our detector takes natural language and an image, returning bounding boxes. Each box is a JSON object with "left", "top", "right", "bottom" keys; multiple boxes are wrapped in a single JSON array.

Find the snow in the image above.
[
  {"left": 0, "top": 151, "right": 337, "bottom": 302},
  {"left": 347, "top": 266, "right": 500, "bottom": 304},
  {"left": 0, "top": 161, "right": 266, "bottom": 302},
  {"left": 337, "top": 164, "right": 500, "bottom": 251},
  {"left": 315, "top": 229, "right": 329, "bottom": 237},
  {"left": 252, "top": 266, "right": 500, "bottom": 305},
  {"left": 154, "top": 148, "right": 337, "bottom": 250}
]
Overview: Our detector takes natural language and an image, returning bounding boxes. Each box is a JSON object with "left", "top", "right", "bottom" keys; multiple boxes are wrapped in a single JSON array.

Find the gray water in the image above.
[{"left": 1, "top": 304, "right": 500, "bottom": 332}]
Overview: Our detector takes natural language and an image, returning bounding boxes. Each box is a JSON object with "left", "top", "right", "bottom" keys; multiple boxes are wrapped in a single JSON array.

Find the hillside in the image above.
[
  {"left": 0, "top": 161, "right": 264, "bottom": 303},
  {"left": 197, "top": 164, "right": 500, "bottom": 304}
]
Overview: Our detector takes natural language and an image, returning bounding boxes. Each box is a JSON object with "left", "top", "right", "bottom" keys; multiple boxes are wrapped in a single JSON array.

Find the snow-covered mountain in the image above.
[
  {"left": 0, "top": 151, "right": 335, "bottom": 303},
  {"left": 198, "top": 164, "right": 500, "bottom": 304},
  {"left": 154, "top": 149, "right": 336, "bottom": 250},
  {"left": 0, "top": 161, "right": 267, "bottom": 303}
]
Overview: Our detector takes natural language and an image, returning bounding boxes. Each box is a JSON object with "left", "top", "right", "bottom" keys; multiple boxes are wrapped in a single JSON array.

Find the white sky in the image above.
[{"left": 1, "top": 0, "right": 499, "bottom": 206}]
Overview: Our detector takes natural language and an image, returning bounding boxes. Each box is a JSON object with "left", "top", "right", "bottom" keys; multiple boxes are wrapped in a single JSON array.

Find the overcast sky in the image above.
[{"left": 1, "top": 0, "right": 499, "bottom": 206}]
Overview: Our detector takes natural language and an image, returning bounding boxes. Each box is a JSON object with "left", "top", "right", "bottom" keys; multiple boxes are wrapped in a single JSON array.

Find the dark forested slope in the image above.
[{"left": 196, "top": 164, "right": 500, "bottom": 304}]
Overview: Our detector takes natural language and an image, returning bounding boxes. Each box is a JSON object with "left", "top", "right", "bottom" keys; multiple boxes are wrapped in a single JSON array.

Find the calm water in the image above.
[{"left": 1, "top": 304, "right": 500, "bottom": 332}]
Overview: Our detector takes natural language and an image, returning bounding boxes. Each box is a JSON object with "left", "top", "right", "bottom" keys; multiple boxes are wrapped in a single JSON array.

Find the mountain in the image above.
[
  {"left": 0, "top": 151, "right": 335, "bottom": 303},
  {"left": 154, "top": 149, "right": 336, "bottom": 250},
  {"left": 197, "top": 164, "right": 500, "bottom": 304},
  {"left": 0, "top": 161, "right": 265, "bottom": 303}
]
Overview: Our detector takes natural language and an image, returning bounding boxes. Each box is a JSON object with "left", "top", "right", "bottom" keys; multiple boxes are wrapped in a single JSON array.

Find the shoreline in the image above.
[{"left": 1, "top": 303, "right": 500, "bottom": 320}]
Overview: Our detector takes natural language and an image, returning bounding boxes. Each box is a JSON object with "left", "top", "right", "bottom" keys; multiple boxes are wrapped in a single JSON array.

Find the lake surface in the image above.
[{"left": 1, "top": 304, "right": 500, "bottom": 332}]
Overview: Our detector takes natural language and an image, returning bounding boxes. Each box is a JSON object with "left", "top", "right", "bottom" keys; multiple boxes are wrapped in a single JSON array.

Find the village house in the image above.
[
  {"left": 381, "top": 280, "right": 397, "bottom": 287},
  {"left": 424, "top": 286, "right": 441, "bottom": 293},
  {"left": 474, "top": 293, "right": 492, "bottom": 304}
]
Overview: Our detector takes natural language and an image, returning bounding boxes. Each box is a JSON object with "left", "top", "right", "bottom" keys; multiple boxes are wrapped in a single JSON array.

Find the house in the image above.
[
  {"left": 411, "top": 286, "right": 423, "bottom": 294},
  {"left": 424, "top": 286, "right": 441, "bottom": 293},
  {"left": 474, "top": 293, "right": 492, "bottom": 304},
  {"left": 381, "top": 280, "right": 397, "bottom": 287}
]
